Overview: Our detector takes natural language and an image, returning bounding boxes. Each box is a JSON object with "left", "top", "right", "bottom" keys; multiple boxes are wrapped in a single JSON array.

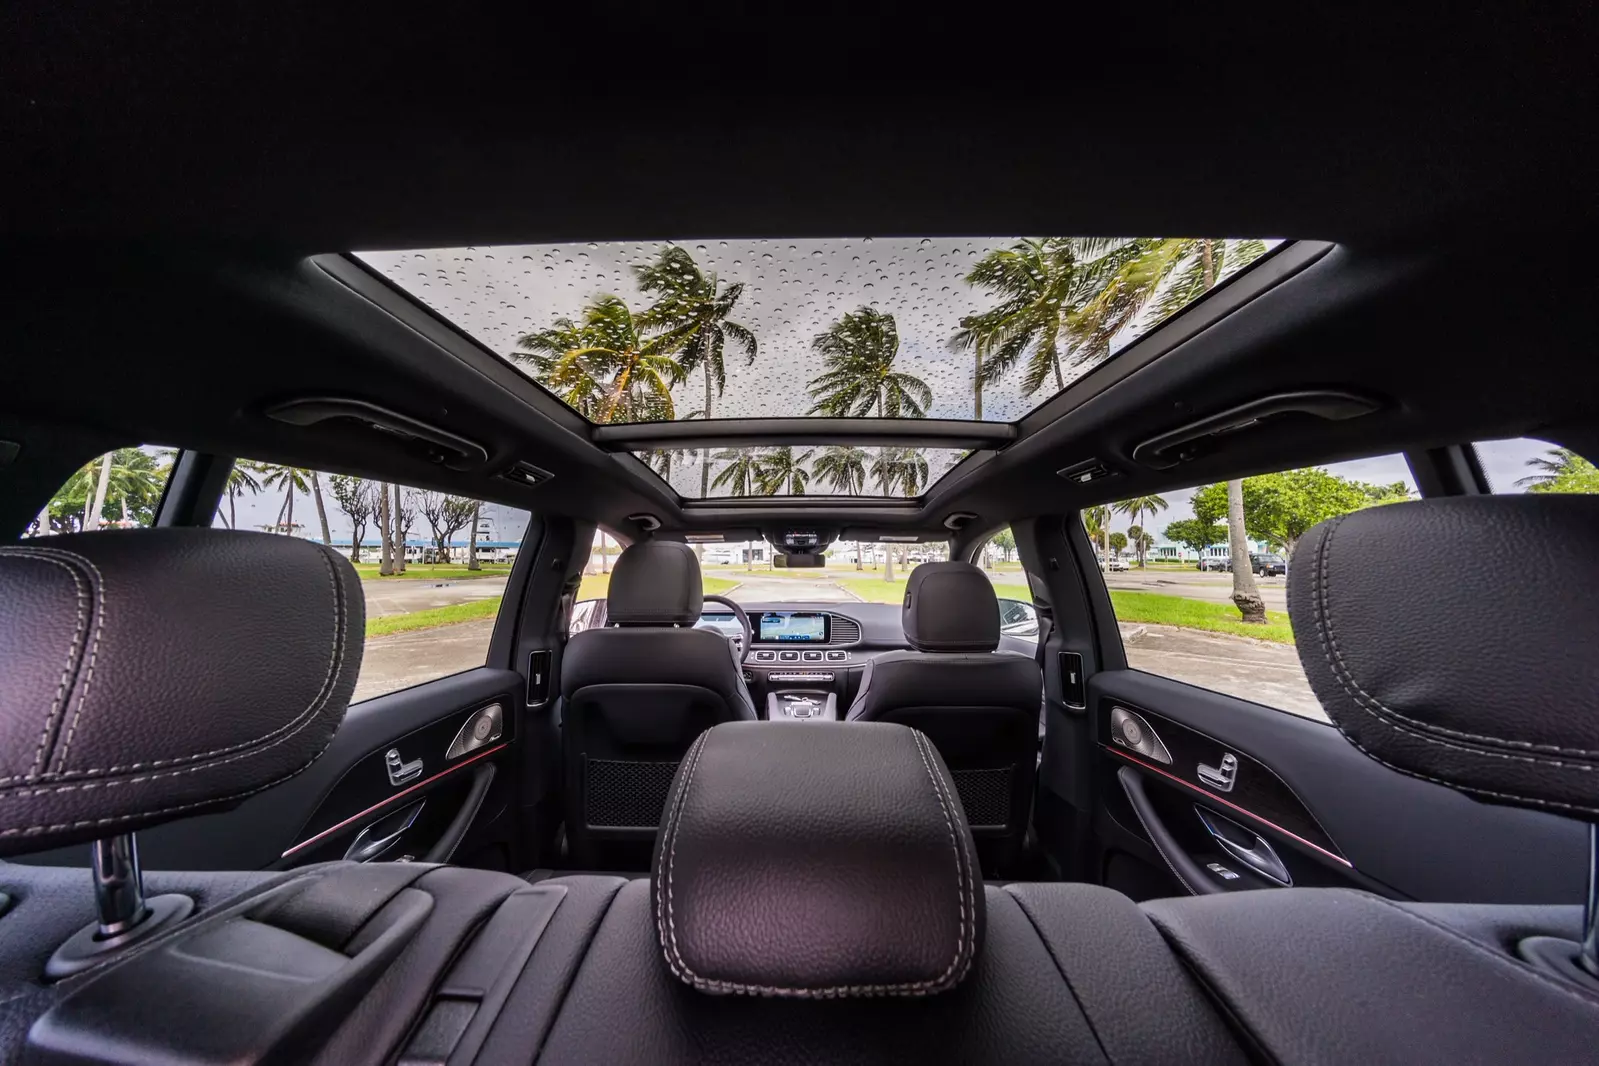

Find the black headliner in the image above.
[{"left": 2, "top": 8, "right": 1595, "bottom": 539}]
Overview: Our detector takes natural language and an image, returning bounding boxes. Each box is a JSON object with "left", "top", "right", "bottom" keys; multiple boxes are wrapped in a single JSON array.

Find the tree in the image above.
[
  {"left": 1113, "top": 494, "right": 1169, "bottom": 567},
  {"left": 755, "top": 446, "right": 814, "bottom": 495},
  {"left": 392, "top": 485, "right": 417, "bottom": 571},
  {"left": 990, "top": 527, "right": 1017, "bottom": 564},
  {"left": 261, "top": 465, "right": 312, "bottom": 536},
  {"left": 1127, "top": 524, "right": 1145, "bottom": 565},
  {"left": 710, "top": 449, "right": 762, "bottom": 497},
  {"left": 218, "top": 460, "right": 263, "bottom": 530},
  {"left": 419, "top": 491, "right": 476, "bottom": 560},
  {"left": 807, "top": 308, "right": 931, "bottom": 419},
  {"left": 634, "top": 246, "right": 758, "bottom": 496},
  {"left": 953, "top": 237, "right": 1149, "bottom": 398},
  {"left": 1108, "top": 531, "right": 1128, "bottom": 556},
  {"left": 376, "top": 481, "right": 393, "bottom": 575},
  {"left": 1083, "top": 504, "right": 1112, "bottom": 561},
  {"left": 49, "top": 448, "right": 170, "bottom": 533},
  {"left": 1520, "top": 447, "right": 1599, "bottom": 494},
  {"left": 514, "top": 296, "right": 683, "bottom": 423},
  {"left": 327, "top": 474, "right": 373, "bottom": 562},
  {"left": 1163, "top": 518, "right": 1226, "bottom": 560},
  {"left": 1226, "top": 478, "right": 1266, "bottom": 622},
  {"left": 871, "top": 449, "right": 930, "bottom": 498},
  {"left": 467, "top": 501, "right": 482, "bottom": 571},
  {"left": 812, "top": 446, "right": 869, "bottom": 496},
  {"left": 1194, "top": 468, "right": 1374, "bottom": 560},
  {"left": 308, "top": 470, "right": 334, "bottom": 549}
]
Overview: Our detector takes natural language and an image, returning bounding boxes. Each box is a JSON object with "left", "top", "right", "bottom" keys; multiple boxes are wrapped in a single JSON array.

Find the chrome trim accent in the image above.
[
  {"left": 1198, "top": 752, "right": 1239, "bottom": 793},
  {"left": 1109, "top": 706, "right": 1172, "bottom": 765}
]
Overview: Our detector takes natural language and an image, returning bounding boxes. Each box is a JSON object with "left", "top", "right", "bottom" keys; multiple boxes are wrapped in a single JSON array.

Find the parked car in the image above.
[
  {"left": 1102, "top": 556, "right": 1129, "bottom": 572},
  {"left": 1252, "top": 553, "right": 1287, "bottom": 576},
  {"left": 1199, "top": 556, "right": 1229, "bottom": 572}
]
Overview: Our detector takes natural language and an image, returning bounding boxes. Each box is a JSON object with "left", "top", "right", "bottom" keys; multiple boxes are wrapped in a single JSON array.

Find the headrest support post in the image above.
[{"left": 92, "top": 832, "right": 146, "bottom": 939}]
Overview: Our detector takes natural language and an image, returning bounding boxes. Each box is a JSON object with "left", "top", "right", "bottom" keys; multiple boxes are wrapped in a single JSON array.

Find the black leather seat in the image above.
[
  {"left": 559, "top": 540, "right": 757, "bottom": 868},
  {"left": 846, "top": 561, "right": 1041, "bottom": 875}
]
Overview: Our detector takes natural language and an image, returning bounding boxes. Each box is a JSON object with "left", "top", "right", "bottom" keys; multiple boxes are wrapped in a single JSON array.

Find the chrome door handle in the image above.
[
  {"left": 344, "top": 801, "right": 424, "bottom": 863},
  {"left": 1195, "top": 807, "right": 1292, "bottom": 886},
  {"left": 1197, "top": 752, "right": 1237, "bottom": 792}
]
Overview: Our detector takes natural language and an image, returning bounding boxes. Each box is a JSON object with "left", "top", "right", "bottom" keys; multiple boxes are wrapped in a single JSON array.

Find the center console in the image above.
[{"left": 767, "top": 689, "right": 839, "bottom": 721}]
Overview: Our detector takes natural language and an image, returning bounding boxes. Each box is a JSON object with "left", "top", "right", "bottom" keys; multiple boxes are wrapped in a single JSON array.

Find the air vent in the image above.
[
  {"left": 1056, "top": 458, "right": 1116, "bottom": 485},
  {"left": 499, "top": 460, "right": 552, "bottom": 487},
  {"left": 828, "top": 616, "right": 861, "bottom": 645}
]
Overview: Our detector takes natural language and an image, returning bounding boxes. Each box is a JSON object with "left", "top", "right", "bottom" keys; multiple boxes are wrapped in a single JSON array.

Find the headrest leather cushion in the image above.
[
  {"left": 652, "top": 721, "right": 984, "bottom": 998},
  {"left": 0, "top": 529, "right": 363, "bottom": 854},
  {"left": 903, "top": 561, "right": 1000, "bottom": 652},
  {"left": 1288, "top": 495, "right": 1599, "bottom": 817},
  {"left": 607, "top": 540, "right": 702, "bottom": 626}
]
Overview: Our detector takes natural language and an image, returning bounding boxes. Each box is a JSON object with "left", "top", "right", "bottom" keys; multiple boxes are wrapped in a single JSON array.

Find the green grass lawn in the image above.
[
  {"left": 1107, "top": 590, "right": 1294, "bottom": 643},
  {"left": 353, "top": 562, "right": 512, "bottom": 581},
  {"left": 367, "top": 597, "right": 502, "bottom": 637}
]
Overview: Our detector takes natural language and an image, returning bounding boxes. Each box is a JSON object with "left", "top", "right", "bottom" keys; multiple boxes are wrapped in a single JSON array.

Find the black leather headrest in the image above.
[
  {"left": 0, "top": 529, "right": 363, "bottom": 854},
  {"left": 903, "top": 561, "right": 1000, "bottom": 652},
  {"left": 606, "top": 540, "right": 702, "bottom": 626},
  {"left": 1288, "top": 496, "right": 1599, "bottom": 818},
  {"left": 652, "top": 721, "right": 984, "bottom": 998}
]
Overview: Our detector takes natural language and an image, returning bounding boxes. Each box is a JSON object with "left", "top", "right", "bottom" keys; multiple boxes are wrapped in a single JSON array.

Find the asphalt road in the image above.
[
  {"left": 1099, "top": 569, "right": 1289, "bottom": 613},
  {"left": 363, "top": 575, "right": 509, "bottom": 618}
]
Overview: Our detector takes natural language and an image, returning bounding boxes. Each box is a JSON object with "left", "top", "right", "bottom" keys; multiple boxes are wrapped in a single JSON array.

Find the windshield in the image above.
[{"left": 357, "top": 236, "right": 1278, "bottom": 436}]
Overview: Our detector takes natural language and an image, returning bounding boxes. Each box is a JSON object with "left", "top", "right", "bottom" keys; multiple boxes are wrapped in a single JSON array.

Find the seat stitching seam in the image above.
[
  {"left": 49, "top": 550, "right": 108, "bottom": 772},
  {"left": 1314, "top": 518, "right": 1599, "bottom": 760},
  {"left": 913, "top": 727, "right": 974, "bottom": 988},
  {"left": 1, "top": 544, "right": 347, "bottom": 782},
  {"left": 0, "top": 551, "right": 90, "bottom": 780},
  {"left": 0, "top": 548, "right": 350, "bottom": 795}
]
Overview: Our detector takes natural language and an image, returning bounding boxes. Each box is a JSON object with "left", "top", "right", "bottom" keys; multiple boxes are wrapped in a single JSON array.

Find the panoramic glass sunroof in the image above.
[{"left": 357, "top": 236, "right": 1277, "bottom": 496}]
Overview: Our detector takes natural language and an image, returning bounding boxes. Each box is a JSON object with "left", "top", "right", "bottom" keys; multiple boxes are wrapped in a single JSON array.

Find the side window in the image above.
[
  {"left": 28, "top": 446, "right": 175, "bottom": 536},
  {"left": 1474, "top": 437, "right": 1599, "bottom": 496},
  {"left": 214, "top": 461, "right": 531, "bottom": 703},
  {"left": 1092, "top": 454, "right": 1418, "bottom": 721},
  {"left": 978, "top": 526, "right": 1037, "bottom": 636}
]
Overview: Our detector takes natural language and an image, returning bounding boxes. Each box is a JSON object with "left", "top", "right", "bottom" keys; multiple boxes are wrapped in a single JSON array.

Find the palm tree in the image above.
[
  {"left": 1083, "top": 504, "right": 1112, "bottom": 562},
  {"left": 309, "top": 470, "right": 334, "bottom": 549},
  {"left": 1518, "top": 447, "right": 1599, "bottom": 493},
  {"left": 710, "top": 449, "right": 763, "bottom": 497},
  {"left": 376, "top": 480, "right": 393, "bottom": 574},
  {"left": 807, "top": 308, "right": 931, "bottom": 418},
  {"left": 466, "top": 501, "right": 482, "bottom": 571},
  {"left": 634, "top": 246, "right": 758, "bottom": 495},
  {"left": 260, "top": 465, "right": 312, "bottom": 536},
  {"left": 953, "top": 237, "right": 1148, "bottom": 398},
  {"left": 755, "top": 446, "right": 814, "bottom": 495},
  {"left": 515, "top": 296, "right": 684, "bottom": 423},
  {"left": 67, "top": 449, "right": 171, "bottom": 531},
  {"left": 812, "top": 445, "right": 869, "bottom": 495},
  {"left": 871, "top": 448, "right": 931, "bottom": 497},
  {"left": 218, "top": 461, "right": 263, "bottom": 530},
  {"left": 1113, "top": 494, "right": 1169, "bottom": 568}
]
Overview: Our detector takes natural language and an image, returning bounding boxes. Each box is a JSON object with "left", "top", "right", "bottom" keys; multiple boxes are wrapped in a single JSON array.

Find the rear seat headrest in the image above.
[
  {"left": 652, "top": 721, "right": 984, "bottom": 998},
  {"left": 1288, "top": 495, "right": 1599, "bottom": 817},
  {"left": 0, "top": 529, "right": 364, "bottom": 854}
]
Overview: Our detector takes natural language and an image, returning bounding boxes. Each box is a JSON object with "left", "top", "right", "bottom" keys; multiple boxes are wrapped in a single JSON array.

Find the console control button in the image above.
[
  {"left": 824, "top": 650, "right": 848, "bottom": 662},
  {"left": 778, "top": 651, "right": 800, "bottom": 662},
  {"left": 753, "top": 650, "right": 776, "bottom": 663},
  {"left": 802, "top": 650, "right": 823, "bottom": 662}
]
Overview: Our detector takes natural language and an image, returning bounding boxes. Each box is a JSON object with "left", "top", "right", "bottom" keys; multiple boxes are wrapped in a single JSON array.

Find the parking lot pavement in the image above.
[
  {"left": 1101, "top": 569, "right": 1289, "bottom": 613},
  {"left": 353, "top": 618, "right": 496, "bottom": 702},
  {"left": 722, "top": 575, "right": 858, "bottom": 602},
  {"left": 361, "top": 575, "right": 509, "bottom": 618},
  {"left": 1121, "top": 623, "right": 1326, "bottom": 722}
]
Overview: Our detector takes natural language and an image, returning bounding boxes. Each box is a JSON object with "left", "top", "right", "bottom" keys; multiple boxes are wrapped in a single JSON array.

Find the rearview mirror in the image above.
[{"left": 773, "top": 553, "right": 825, "bottom": 568}]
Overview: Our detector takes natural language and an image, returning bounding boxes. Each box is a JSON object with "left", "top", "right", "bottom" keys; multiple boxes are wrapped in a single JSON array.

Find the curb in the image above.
[{"left": 1119, "top": 623, "right": 1149, "bottom": 644}]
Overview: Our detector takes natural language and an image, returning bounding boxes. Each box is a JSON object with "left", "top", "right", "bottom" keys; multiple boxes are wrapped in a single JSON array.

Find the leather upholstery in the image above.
[
  {"left": 650, "top": 721, "right": 984, "bottom": 997},
  {"left": 847, "top": 563, "right": 1041, "bottom": 875},
  {"left": 0, "top": 530, "right": 363, "bottom": 854},
  {"left": 606, "top": 540, "right": 702, "bottom": 625},
  {"left": 1288, "top": 496, "right": 1599, "bottom": 817},
  {"left": 901, "top": 561, "right": 1001, "bottom": 652}
]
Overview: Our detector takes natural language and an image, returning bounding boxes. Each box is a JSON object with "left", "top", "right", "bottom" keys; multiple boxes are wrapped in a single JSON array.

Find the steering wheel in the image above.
[{"left": 702, "top": 594, "right": 752, "bottom": 664}]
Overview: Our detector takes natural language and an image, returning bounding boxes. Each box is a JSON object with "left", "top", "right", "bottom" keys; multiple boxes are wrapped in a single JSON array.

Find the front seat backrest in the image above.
[
  {"left": 846, "top": 561, "right": 1041, "bottom": 875},
  {"left": 560, "top": 539, "right": 756, "bottom": 868}
]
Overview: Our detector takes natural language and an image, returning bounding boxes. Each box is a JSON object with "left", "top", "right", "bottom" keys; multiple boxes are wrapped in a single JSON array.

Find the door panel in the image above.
[
  {"left": 1091, "top": 670, "right": 1588, "bottom": 904},
  {"left": 13, "top": 668, "right": 532, "bottom": 873}
]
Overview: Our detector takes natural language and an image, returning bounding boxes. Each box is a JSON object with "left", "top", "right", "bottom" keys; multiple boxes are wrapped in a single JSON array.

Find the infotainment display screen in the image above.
[{"left": 758, "top": 612, "right": 829, "bottom": 643}]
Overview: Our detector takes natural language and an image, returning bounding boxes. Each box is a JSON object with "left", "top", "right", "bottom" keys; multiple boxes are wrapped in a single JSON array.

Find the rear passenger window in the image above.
[
  {"left": 28, "top": 446, "right": 175, "bottom": 536},
  {"left": 1474, "top": 437, "right": 1599, "bottom": 495},
  {"left": 1092, "top": 454, "right": 1418, "bottom": 721},
  {"left": 214, "top": 461, "right": 532, "bottom": 703}
]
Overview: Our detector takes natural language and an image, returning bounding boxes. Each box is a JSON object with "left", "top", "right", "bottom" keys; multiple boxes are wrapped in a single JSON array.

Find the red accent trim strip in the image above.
[
  {"left": 281, "top": 743, "right": 507, "bottom": 858},
  {"left": 1105, "top": 745, "right": 1353, "bottom": 868}
]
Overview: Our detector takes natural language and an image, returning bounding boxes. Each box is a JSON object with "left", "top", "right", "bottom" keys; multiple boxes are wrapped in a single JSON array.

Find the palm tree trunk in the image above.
[
  {"left": 228, "top": 491, "right": 237, "bottom": 530},
  {"left": 310, "top": 471, "right": 333, "bottom": 548},
  {"left": 701, "top": 366, "right": 714, "bottom": 498},
  {"left": 600, "top": 532, "right": 610, "bottom": 575},
  {"left": 467, "top": 502, "right": 481, "bottom": 570},
  {"left": 84, "top": 453, "right": 114, "bottom": 531},
  {"left": 855, "top": 540, "right": 863, "bottom": 571},
  {"left": 1227, "top": 478, "right": 1266, "bottom": 623},
  {"left": 377, "top": 481, "right": 393, "bottom": 576},
  {"left": 283, "top": 482, "right": 295, "bottom": 536},
  {"left": 392, "top": 483, "right": 406, "bottom": 572},
  {"left": 973, "top": 343, "right": 983, "bottom": 419}
]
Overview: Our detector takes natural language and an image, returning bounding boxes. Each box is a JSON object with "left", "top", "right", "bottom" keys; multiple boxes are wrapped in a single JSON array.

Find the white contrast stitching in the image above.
[
  {"left": 912, "top": 728, "right": 976, "bottom": 985},
  {"left": 0, "top": 546, "right": 352, "bottom": 797},
  {"left": 49, "top": 548, "right": 107, "bottom": 773},
  {"left": 0, "top": 550, "right": 91, "bottom": 780},
  {"left": 1314, "top": 516, "right": 1599, "bottom": 761},
  {"left": 3, "top": 544, "right": 348, "bottom": 782},
  {"left": 656, "top": 727, "right": 974, "bottom": 998}
]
